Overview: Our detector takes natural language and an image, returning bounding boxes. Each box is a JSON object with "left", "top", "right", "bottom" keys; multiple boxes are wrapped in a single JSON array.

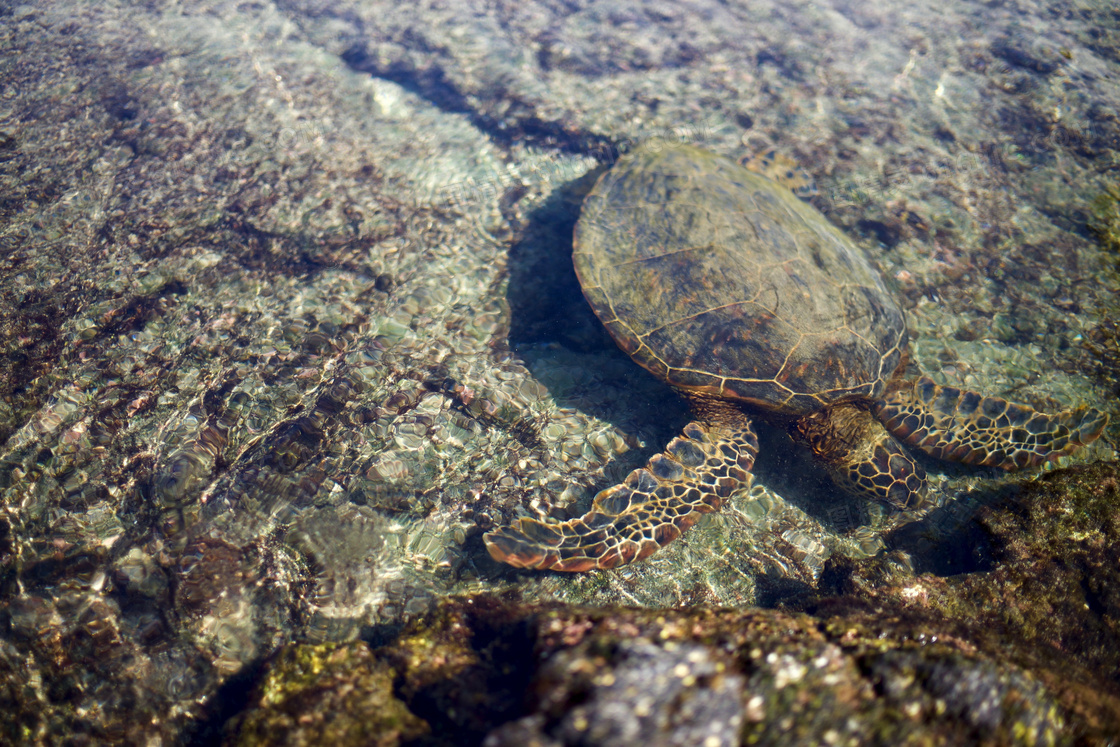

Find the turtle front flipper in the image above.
[
  {"left": 873, "top": 376, "right": 1109, "bottom": 471},
  {"left": 793, "top": 403, "right": 928, "bottom": 510},
  {"left": 484, "top": 420, "right": 758, "bottom": 572}
]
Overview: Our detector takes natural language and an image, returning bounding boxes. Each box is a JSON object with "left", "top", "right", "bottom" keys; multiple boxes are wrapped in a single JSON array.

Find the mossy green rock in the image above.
[{"left": 226, "top": 641, "right": 427, "bottom": 747}]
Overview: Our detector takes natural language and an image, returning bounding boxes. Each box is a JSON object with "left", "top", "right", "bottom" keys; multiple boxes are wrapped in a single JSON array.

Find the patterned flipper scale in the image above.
[
  {"left": 793, "top": 403, "right": 927, "bottom": 510},
  {"left": 484, "top": 420, "right": 758, "bottom": 572},
  {"left": 874, "top": 376, "right": 1109, "bottom": 470}
]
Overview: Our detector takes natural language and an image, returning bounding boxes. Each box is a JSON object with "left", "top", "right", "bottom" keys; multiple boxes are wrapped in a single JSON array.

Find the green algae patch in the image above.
[
  {"left": 225, "top": 641, "right": 427, "bottom": 747},
  {"left": 1089, "top": 185, "right": 1120, "bottom": 254},
  {"left": 942, "top": 464, "right": 1120, "bottom": 676}
]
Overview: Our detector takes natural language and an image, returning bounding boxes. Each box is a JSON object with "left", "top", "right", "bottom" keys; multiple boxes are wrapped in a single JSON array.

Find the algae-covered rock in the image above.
[
  {"left": 1089, "top": 185, "right": 1120, "bottom": 254},
  {"left": 333, "top": 593, "right": 1113, "bottom": 746},
  {"left": 226, "top": 641, "right": 427, "bottom": 747},
  {"left": 376, "top": 598, "right": 537, "bottom": 744},
  {"left": 499, "top": 606, "right": 1073, "bottom": 746},
  {"left": 488, "top": 638, "right": 744, "bottom": 746},
  {"left": 808, "top": 463, "right": 1120, "bottom": 736}
]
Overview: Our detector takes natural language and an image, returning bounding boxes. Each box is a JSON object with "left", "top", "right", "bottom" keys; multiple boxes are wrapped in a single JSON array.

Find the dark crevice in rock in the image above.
[{"left": 184, "top": 659, "right": 267, "bottom": 746}]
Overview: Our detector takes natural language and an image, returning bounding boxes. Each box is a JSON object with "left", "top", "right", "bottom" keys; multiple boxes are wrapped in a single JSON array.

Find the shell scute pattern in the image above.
[{"left": 574, "top": 143, "right": 905, "bottom": 418}]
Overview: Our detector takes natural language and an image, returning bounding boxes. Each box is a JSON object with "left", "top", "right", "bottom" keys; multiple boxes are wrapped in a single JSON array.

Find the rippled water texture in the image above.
[{"left": 0, "top": 0, "right": 1117, "bottom": 742}]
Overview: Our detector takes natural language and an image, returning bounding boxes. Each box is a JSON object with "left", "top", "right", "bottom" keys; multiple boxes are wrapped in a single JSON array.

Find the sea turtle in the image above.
[{"left": 484, "top": 142, "right": 1108, "bottom": 572}]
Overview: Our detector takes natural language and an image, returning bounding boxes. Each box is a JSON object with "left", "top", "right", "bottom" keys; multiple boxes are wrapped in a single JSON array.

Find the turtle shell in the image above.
[{"left": 573, "top": 142, "right": 907, "bottom": 416}]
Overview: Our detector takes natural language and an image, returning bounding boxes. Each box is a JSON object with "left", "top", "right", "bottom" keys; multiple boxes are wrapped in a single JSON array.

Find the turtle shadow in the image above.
[
  {"left": 757, "top": 423, "right": 999, "bottom": 577},
  {"left": 505, "top": 167, "right": 606, "bottom": 354},
  {"left": 882, "top": 483, "right": 1002, "bottom": 576},
  {"left": 505, "top": 168, "right": 690, "bottom": 487},
  {"left": 750, "top": 420, "right": 842, "bottom": 510}
]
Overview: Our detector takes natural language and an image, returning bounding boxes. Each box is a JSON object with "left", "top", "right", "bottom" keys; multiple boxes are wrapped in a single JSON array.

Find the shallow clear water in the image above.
[{"left": 0, "top": 0, "right": 1117, "bottom": 742}]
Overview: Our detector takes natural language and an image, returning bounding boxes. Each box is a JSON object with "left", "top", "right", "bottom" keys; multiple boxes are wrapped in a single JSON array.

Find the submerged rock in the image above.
[{"left": 225, "top": 641, "right": 428, "bottom": 747}]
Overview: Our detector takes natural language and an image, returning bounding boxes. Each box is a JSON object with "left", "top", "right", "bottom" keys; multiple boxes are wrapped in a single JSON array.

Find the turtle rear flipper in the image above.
[
  {"left": 874, "top": 376, "right": 1109, "bottom": 471},
  {"left": 484, "top": 420, "right": 757, "bottom": 572}
]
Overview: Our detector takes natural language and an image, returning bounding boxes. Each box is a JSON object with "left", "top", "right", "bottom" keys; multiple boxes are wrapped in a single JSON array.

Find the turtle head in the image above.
[{"left": 792, "top": 403, "right": 927, "bottom": 511}]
